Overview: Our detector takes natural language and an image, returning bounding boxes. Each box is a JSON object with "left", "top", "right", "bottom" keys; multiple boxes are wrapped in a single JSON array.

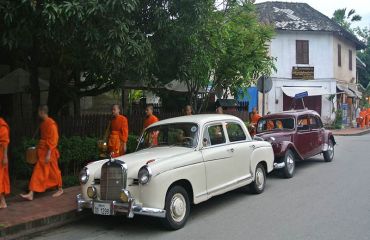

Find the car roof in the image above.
[
  {"left": 262, "top": 109, "right": 321, "bottom": 119},
  {"left": 149, "top": 114, "right": 242, "bottom": 127}
]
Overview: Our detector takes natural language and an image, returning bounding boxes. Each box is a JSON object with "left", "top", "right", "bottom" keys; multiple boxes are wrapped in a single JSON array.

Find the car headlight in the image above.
[
  {"left": 79, "top": 167, "right": 89, "bottom": 184},
  {"left": 138, "top": 165, "right": 152, "bottom": 185},
  {"left": 87, "top": 186, "right": 97, "bottom": 199}
]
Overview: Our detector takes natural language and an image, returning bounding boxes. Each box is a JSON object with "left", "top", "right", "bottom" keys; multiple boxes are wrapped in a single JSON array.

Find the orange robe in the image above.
[
  {"left": 359, "top": 110, "right": 367, "bottom": 128},
  {"left": 143, "top": 114, "right": 159, "bottom": 129},
  {"left": 143, "top": 115, "right": 159, "bottom": 145},
  {"left": 267, "top": 120, "right": 274, "bottom": 130},
  {"left": 0, "top": 118, "right": 10, "bottom": 195},
  {"left": 108, "top": 115, "right": 128, "bottom": 157},
  {"left": 367, "top": 108, "right": 370, "bottom": 127},
  {"left": 29, "top": 117, "right": 62, "bottom": 192},
  {"left": 251, "top": 113, "right": 261, "bottom": 125}
]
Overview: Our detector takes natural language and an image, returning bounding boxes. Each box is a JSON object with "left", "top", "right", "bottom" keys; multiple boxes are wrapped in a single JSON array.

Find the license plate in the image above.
[{"left": 93, "top": 202, "right": 112, "bottom": 215}]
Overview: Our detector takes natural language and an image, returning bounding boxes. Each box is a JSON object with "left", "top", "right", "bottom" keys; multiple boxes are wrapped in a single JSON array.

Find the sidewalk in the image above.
[
  {"left": 0, "top": 186, "right": 86, "bottom": 240},
  {"left": 331, "top": 127, "right": 370, "bottom": 136}
]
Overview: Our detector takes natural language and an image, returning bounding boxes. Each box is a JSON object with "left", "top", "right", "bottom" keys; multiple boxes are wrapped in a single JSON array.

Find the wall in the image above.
[
  {"left": 332, "top": 35, "right": 357, "bottom": 83},
  {"left": 270, "top": 31, "right": 334, "bottom": 79}
]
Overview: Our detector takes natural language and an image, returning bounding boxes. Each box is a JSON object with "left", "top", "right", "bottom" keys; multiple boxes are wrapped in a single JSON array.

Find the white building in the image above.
[{"left": 256, "top": 2, "right": 366, "bottom": 124}]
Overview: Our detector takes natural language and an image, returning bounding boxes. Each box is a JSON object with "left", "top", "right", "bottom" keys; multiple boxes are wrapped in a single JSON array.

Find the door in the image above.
[
  {"left": 201, "top": 123, "right": 234, "bottom": 196},
  {"left": 309, "top": 115, "right": 325, "bottom": 155},
  {"left": 294, "top": 115, "right": 316, "bottom": 158},
  {"left": 225, "top": 121, "right": 253, "bottom": 181}
]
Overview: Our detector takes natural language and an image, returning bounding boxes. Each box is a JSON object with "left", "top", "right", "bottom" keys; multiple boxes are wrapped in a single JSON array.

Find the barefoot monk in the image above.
[{"left": 21, "top": 105, "right": 63, "bottom": 200}]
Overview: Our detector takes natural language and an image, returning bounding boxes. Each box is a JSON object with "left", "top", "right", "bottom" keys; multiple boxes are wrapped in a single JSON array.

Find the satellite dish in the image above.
[{"left": 257, "top": 76, "right": 272, "bottom": 93}]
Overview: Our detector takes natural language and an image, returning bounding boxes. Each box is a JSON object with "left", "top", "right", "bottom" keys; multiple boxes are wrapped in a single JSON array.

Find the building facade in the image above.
[{"left": 256, "top": 2, "right": 366, "bottom": 124}]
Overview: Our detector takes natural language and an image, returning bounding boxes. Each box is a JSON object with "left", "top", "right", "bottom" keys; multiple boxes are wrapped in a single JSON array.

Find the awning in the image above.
[
  {"left": 281, "top": 86, "right": 331, "bottom": 98},
  {"left": 337, "top": 84, "right": 355, "bottom": 98},
  {"left": 348, "top": 86, "right": 362, "bottom": 99}
]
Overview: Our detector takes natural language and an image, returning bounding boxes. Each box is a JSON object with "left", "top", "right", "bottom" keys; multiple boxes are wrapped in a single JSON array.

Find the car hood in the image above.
[{"left": 87, "top": 146, "right": 194, "bottom": 179}]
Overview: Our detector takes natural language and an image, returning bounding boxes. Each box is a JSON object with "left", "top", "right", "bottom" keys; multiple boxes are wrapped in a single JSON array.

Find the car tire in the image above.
[
  {"left": 161, "top": 185, "right": 190, "bottom": 230},
  {"left": 323, "top": 139, "right": 334, "bottom": 162},
  {"left": 282, "top": 149, "right": 295, "bottom": 178},
  {"left": 249, "top": 163, "right": 266, "bottom": 194}
]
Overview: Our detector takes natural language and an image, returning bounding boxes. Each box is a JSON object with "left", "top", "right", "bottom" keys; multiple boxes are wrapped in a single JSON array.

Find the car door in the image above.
[
  {"left": 294, "top": 115, "right": 315, "bottom": 158},
  {"left": 201, "top": 122, "right": 234, "bottom": 196},
  {"left": 225, "top": 121, "right": 253, "bottom": 181},
  {"left": 308, "top": 115, "right": 322, "bottom": 156}
]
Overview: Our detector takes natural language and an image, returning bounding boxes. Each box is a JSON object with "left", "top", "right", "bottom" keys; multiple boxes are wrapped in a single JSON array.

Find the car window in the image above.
[
  {"left": 226, "top": 122, "right": 246, "bottom": 142},
  {"left": 316, "top": 116, "right": 323, "bottom": 128},
  {"left": 256, "top": 118, "right": 295, "bottom": 133},
  {"left": 297, "top": 116, "right": 309, "bottom": 131},
  {"left": 206, "top": 124, "right": 226, "bottom": 146},
  {"left": 309, "top": 116, "right": 319, "bottom": 129}
]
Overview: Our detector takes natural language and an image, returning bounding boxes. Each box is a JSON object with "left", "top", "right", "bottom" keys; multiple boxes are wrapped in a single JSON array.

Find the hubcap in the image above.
[
  {"left": 327, "top": 143, "right": 334, "bottom": 159},
  {"left": 170, "top": 193, "right": 186, "bottom": 223},
  {"left": 287, "top": 155, "right": 295, "bottom": 174},
  {"left": 255, "top": 168, "right": 265, "bottom": 189}
]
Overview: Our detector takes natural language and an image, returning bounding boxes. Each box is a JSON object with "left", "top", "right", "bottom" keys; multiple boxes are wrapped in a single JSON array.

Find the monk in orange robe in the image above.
[
  {"left": 143, "top": 105, "right": 159, "bottom": 129},
  {"left": 21, "top": 105, "right": 63, "bottom": 200},
  {"left": 108, "top": 104, "right": 128, "bottom": 157},
  {"left": 367, "top": 108, "right": 370, "bottom": 127},
  {"left": 143, "top": 105, "right": 159, "bottom": 145},
  {"left": 267, "top": 120, "right": 275, "bottom": 130},
  {"left": 359, "top": 107, "right": 367, "bottom": 128},
  {"left": 0, "top": 117, "right": 10, "bottom": 209},
  {"left": 250, "top": 107, "right": 261, "bottom": 125}
]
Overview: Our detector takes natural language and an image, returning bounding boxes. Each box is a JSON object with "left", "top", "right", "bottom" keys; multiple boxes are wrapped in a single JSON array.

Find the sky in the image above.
[{"left": 255, "top": 0, "right": 370, "bottom": 28}]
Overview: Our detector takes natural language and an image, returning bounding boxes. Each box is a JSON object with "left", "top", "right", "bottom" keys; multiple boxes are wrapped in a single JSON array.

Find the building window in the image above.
[
  {"left": 349, "top": 50, "right": 353, "bottom": 71},
  {"left": 296, "top": 40, "right": 309, "bottom": 64},
  {"left": 338, "top": 44, "right": 341, "bottom": 67}
]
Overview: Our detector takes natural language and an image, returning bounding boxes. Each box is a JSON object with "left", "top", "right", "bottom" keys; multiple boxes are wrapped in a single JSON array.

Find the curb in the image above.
[
  {"left": 0, "top": 210, "right": 88, "bottom": 240},
  {"left": 332, "top": 129, "right": 370, "bottom": 136}
]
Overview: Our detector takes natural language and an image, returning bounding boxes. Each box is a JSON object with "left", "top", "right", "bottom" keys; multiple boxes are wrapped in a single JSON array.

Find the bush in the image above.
[
  {"left": 11, "top": 134, "right": 139, "bottom": 185},
  {"left": 333, "top": 109, "right": 343, "bottom": 129}
]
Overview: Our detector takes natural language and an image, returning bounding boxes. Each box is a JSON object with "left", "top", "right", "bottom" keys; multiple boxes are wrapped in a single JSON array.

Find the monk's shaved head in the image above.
[
  {"left": 112, "top": 104, "right": 121, "bottom": 116},
  {"left": 38, "top": 105, "right": 49, "bottom": 114}
]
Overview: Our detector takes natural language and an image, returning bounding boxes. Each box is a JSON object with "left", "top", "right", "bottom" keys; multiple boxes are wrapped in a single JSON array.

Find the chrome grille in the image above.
[{"left": 100, "top": 160, "right": 127, "bottom": 200}]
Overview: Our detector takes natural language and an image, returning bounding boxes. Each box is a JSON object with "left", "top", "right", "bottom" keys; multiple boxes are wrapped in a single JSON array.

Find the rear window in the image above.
[{"left": 257, "top": 118, "right": 295, "bottom": 133}]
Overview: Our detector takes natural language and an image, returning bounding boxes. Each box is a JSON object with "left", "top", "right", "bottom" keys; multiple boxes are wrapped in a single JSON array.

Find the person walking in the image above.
[
  {"left": 21, "top": 105, "right": 63, "bottom": 200},
  {"left": 0, "top": 114, "right": 10, "bottom": 209},
  {"left": 108, "top": 104, "right": 128, "bottom": 157},
  {"left": 359, "top": 107, "right": 367, "bottom": 129}
]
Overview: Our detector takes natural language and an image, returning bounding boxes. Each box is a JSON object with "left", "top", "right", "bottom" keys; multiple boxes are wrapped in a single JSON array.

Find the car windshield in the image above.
[
  {"left": 257, "top": 118, "right": 295, "bottom": 133},
  {"left": 137, "top": 123, "right": 199, "bottom": 150}
]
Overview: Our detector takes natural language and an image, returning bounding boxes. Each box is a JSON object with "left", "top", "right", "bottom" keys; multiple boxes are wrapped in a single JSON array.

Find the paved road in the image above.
[{"left": 31, "top": 134, "right": 370, "bottom": 240}]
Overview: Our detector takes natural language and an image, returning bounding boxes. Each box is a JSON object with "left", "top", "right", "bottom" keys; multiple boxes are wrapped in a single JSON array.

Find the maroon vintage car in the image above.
[{"left": 255, "top": 110, "right": 335, "bottom": 178}]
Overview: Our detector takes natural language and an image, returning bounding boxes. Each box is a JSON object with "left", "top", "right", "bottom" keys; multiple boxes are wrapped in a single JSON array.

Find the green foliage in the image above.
[
  {"left": 331, "top": 8, "right": 362, "bottom": 32},
  {"left": 11, "top": 134, "right": 139, "bottom": 185},
  {"left": 356, "top": 27, "right": 370, "bottom": 90},
  {"left": 333, "top": 109, "right": 343, "bottom": 129}
]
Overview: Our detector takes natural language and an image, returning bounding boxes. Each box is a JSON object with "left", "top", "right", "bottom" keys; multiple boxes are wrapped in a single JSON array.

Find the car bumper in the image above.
[{"left": 76, "top": 193, "right": 166, "bottom": 218}]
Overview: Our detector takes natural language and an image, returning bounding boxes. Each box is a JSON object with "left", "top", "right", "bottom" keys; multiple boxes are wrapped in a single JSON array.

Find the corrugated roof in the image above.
[{"left": 255, "top": 1, "right": 366, "bottom": 49}]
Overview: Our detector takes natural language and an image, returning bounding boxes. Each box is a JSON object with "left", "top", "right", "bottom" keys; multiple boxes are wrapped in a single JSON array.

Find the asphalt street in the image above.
[{"left": 30, "top": 134, "right": 370, "bottom": 240}]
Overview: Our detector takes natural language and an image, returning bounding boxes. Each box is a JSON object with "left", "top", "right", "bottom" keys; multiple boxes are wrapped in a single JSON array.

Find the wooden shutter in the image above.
[
  {"left": 338, "top": 44, "right": 341, "bottom": 67},
  {"left": 349, "top": 50, "right": 353, "bottom": 71},
  {"left": 296, "top": 40, "right": 309, "bottom": 64}
]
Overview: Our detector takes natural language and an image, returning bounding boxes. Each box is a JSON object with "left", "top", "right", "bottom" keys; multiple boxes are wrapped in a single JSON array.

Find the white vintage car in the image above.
[{"left": 77, "top": 114, "right": 274, "bottom": 229}]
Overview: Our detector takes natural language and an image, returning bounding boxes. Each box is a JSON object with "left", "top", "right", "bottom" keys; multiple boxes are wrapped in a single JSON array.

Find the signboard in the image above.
[
  {"left": 292, "top": 67, "right": 314, "bottom": 80},
  {"left": 294, "top": 91, "right": 308, "bottom": 99},
  {"left": 257, "top": 76, "right": 272, "bottom": 93}
]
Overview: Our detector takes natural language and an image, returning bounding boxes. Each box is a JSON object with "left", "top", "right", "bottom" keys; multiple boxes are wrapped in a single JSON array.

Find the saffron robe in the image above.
[
  {"left": 0, "top": 118, "right": 10, "bottom": 195},
  {"left": 29, "top": 117, "right": 62, "bottom": 192},
  {"left": 108, "top": 115, "right": 128, "bottom": 157}
]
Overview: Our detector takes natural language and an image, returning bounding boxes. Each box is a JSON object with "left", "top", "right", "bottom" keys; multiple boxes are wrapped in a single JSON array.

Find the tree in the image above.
[
  {"left": 152, "top": 0, "right": 275, "bottom": 112},
  {"left": 0, "top": 0, "right": 153, "bottom": 115},
  {"left": 356, "top": 27, "right": 370, "bottom": 89},
  {"left": 332, "top": 8, "right": 362, "bottom": 32}
]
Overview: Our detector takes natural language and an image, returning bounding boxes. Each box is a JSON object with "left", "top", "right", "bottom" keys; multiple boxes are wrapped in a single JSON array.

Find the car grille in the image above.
[{"left": 100, "top": 160, "right": 127, "bottom": 200}]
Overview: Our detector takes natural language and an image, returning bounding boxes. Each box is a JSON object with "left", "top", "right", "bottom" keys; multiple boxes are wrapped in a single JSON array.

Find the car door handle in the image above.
[{"left": 227, "top": 148, "right": 234, "bottom": 153}]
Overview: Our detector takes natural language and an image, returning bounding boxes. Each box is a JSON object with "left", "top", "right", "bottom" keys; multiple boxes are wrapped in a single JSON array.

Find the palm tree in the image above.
[{"left": 332, "top": 8, "right": 362, "bottom": 31}]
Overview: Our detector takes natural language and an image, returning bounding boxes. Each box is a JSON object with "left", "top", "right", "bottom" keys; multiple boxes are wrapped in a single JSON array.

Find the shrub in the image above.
[
  {"left": 11, "top": 134, "right": 139, "bottom": 185},
  {"left": 333, "top": 109, "right": 343, "bottom": 129}
]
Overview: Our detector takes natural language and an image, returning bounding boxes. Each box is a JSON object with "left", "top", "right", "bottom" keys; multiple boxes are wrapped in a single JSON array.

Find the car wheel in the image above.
[
  {"left": 282, "top": 149, "right": 295, "bottom": 178},
  {"left": 249, "top": 163, "right": 266, "bottom": 194},
  {"left": 161, "top": 185, "right": 190, "bottom": 230},
  {"left": 323, "top": 139, "right": 334, "bottom": 162}
]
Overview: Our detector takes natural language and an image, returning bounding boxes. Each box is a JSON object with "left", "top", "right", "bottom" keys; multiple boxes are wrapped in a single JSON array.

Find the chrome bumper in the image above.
[
  {"left": 273, "top": 162, "right": 285, "bottom": 169},
  {"left": 76, "top": 193, "right": 166, "bottom": 218}
]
